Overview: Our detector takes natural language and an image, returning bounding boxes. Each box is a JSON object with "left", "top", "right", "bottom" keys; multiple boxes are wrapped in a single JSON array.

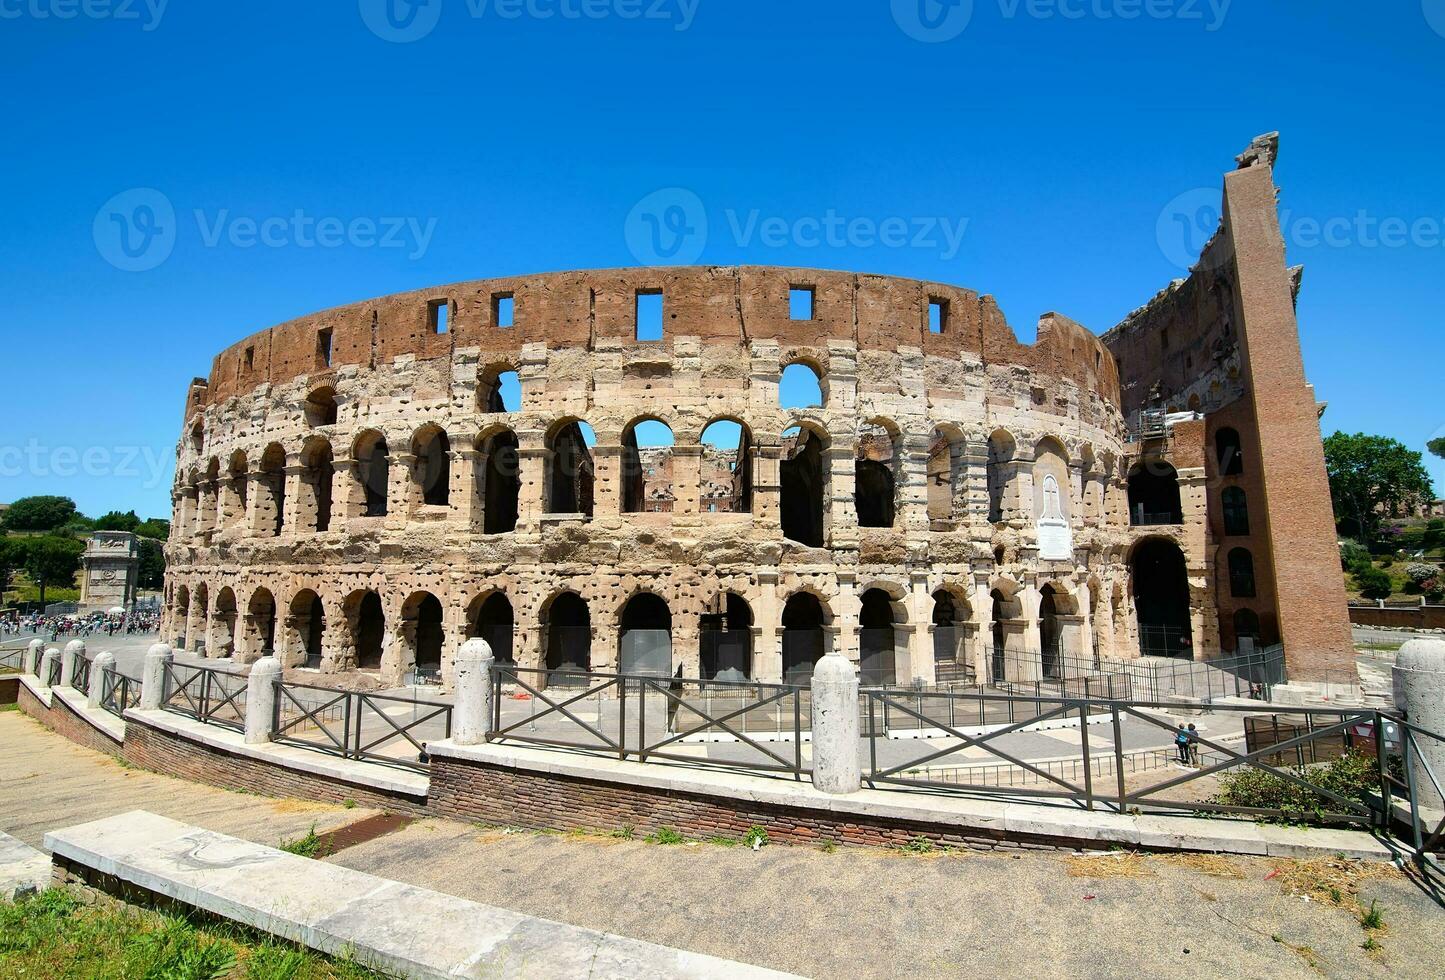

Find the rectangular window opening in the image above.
[
  {"left": 636, "top": 290, "right": 664, "bottom": 342},
  {"left": 789, "top": 286, "right": 815, "bottom": 321},
  {"left": 493, "top": 293, "right": 515, "bottom": 328},
  {"left": 429, "top": 300, "right": 450, "bottom": 335},
  {"left": 244, "top": 347, "right": 255, "bottom": 372},
  {"left": 1161, "top": 328, "right": 1170, "bottom": 350},
  {"left": 318, "top": 329, "right": 333, "bottom": 368},
  {"left": 929, "top": 298, "right": 949, "bottom": 334}
]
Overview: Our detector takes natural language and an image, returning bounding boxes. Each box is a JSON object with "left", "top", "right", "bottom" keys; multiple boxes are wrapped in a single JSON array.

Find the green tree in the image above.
[
  {"left": 136, "top": 537, "right": 166, "bottom": 591},
  {"left": 93, "top": 510, "right": 141, "bottom": 532},
  {"left": 20, "top": 535, "right": 84, "bottom": 606},
  {"left": 1430, "top": 437, "right": 1445, "bottom": 464},
  {"left": 1323, "top": 432, "right": 1434, "bottom": 545},
  {"left": 0, "top": 536, "right": 24, "bottom": 602},
  {"left": 1, "top": 496, "right": 78, "bottom": 533},
  {"left": 133, "top": 518, "right": 171, "bottom": 541},
  {"left": 1355, "top": 565, "right": 1394, "bottom": 601}
]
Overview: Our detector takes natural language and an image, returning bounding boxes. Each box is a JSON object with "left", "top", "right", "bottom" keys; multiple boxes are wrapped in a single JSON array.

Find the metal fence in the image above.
[
  {"left": 71, "top": 651, "right": 91, "bottom": 697},
  {"left": 271, "top": 682, "right": 452, "bottom": 772},
  {"left": 984, "top": 647, "right": 1287, "bottom": 703},
  {"left": 45, "top": 655, "right": 62, "bottom": 688},
  {"left": 0, "top": 648, "right": 21, "bottom": 673},
  {"left": 100, "top": 667, "right": 141, "bottom": 719},
  {"left": 161, "top": 662, "right": 249, "bottom": 733},
  {"left": 489, "top": 666, "right": 809, "bottom": 779}
]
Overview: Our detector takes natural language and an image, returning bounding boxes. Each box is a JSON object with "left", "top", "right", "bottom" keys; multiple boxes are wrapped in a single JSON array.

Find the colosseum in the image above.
[{"left": 162, "top": 135, "right": 1355, "bottom": 691}]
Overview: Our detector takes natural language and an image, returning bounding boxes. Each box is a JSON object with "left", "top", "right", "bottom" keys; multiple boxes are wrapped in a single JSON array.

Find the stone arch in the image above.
[
  {"left": 541, "top": 590, "right": 591, "bottom": 678},
  {"left": 245, "top": 587, "right": 277, "bottom": 659},
  {"left": 855, "top": 419, "right": 900, "bottom": 530},
  {"left": 401, "top": 590, "right": 446, "bottom": 680},
  {"left": 618, "top": 592, "right": 672, "bottom": 676},
  {"left": 225, "top": 450, "right": 250, "bottom": 528},
  {"left": 700, "top": 592, "right": 753, "bottom": 681},
  {"left": 779, "top": 359, "right": 826, "bottom": 409},
  {"left": 258, "top": 443, "right": 287, "bottom": 536},
  {"left": 699, "top": 417, "right": 753, "bottom": 514},
  {"left": 477, "top": 361, "right": 522, "bottom": 414},
  {"left": 1128, "top": 457, "right": 1182, "bottom": 525},
  {"left": 987, "top": 429, "right": 1017, "bottom": 523},
  {"left": 352, "top": 430, "right": 390, "bottom": 518},
  {"left": 210, "top": 586, "right": 238, "bottom": 659},
  {"left": 189, "top": 583, "right": 209, "bottom": 654},
  {"left": 476, "top": 426, "right": 520, "bottom": 534},
  {"left": 545, "top": 418, "right": 595, "bottom": 517},
  {"left": 1130, "top": 537, "right": 1192, "bottom": 658},
  {"left": 344, "top": 589, "right": 386, "bottom": 671},
  {"left": 173, "top": 584, "right": 190, "bottom": 647},
  {"left": 288, "top": 588, "right": 326, "bottom": 669},
  {"left": 930, "top": 586, "right": 971, "bottom": 677},
  {"left": 858, "top": 587, "right": 900, "bottom": 686},
  {"left": 781, "top": 590, "right": 828, "bottom": 683},
  {"left": 411, "top": 424, "right": 451, "bottom": 509},
  {"left": 304, "top": 385, "right": 338, "bottom": 427},
  {"left": 299, "top": 436, "right": 335, "bottom": 533},
  {"left": 621, "top": 417, "right": 676, "bottom": 514},
  {"left": 927, "top": 424, "right": 966, "bottom": 523},
  {"left": 466, "top": 590, "right": 515, "bottom": 665},
  {"left": 781, "top": 421, "right": 830, "bottom": 547}
]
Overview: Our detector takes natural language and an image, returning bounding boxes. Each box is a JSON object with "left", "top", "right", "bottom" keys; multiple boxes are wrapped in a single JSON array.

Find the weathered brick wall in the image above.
[
  {"left": 1348, "top": 606, "right": 1445, "bottom": 631},
  {"left": 429, "top": 755, "right": 1080, "bottom": 853}
]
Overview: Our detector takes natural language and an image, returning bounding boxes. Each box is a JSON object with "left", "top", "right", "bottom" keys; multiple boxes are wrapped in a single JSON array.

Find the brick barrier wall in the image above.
[
  {"left": 1349, "top": 605, "right": 1445, "bottom": 631},
  {"left": 121, "top": 723, "right": 429, "bottom": 817},
  {"left": 429, "top": 755, "right": 1080, "bottom": 854}
]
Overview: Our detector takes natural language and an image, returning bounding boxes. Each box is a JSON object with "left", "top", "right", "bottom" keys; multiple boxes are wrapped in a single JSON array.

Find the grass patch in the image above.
[
  {"left": 0, "top": 702, "right": 18, "bottom": 713},
  {"left": 1270, "top": 856, "right": 1399, "bottom": 923},
  {"left": 0, "top": 887, "right": 381, "bottom": 978},
  {"left": 609, "top": 825, "right": 635, "bottom": 841},
  {"left": 278, "top": 825, "right": 330, "bottom": 860},
  {"left": 743, "top": 825, "right": 769, "bottom": 850},
  {"left": 1065, "top": 852, "right": 1150, "bottom": 878},
  {"left": 648, "top": 827, "right": 685, "bottom": 846},
  {"left": 898, "top": 836, "right": 936, "bottom": 855}
]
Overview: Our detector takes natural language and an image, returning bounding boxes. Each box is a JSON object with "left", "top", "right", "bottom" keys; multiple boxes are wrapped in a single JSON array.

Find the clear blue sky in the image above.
[{"left": 2, "top": 1, "right": 1441, "bottom": 519}]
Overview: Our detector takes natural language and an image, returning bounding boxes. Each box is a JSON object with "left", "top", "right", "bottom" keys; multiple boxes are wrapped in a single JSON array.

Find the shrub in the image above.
[
  {"left": 1355, "top": 566, "right": 1394, "bottom": 600},
  {"left": 1340, "top": 541, "right": 1372, "bottom": 575},
  {"left": 1404, "top": 563, "right": 1437, "bottom": 586},
  {"left": 744, "top": 825, "right": 769, "bottom": 849},
  {"left": 1212, "top": 750, "right": 1382, "bottom": 823},
  {"left": 649, "top": 827, "right": 684, "bottom": 845}
]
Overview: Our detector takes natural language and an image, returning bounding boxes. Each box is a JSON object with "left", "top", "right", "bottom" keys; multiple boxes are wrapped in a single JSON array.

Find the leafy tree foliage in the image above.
[
  {"left": 1355, "top": 565, "right": 1394, "bottom": 601},
  {"left": 1, "top": 496, "right": 78, "bottom": 533},
  {"left": 0, "top": 536, "right": 25, "bottom": 601},
  {"left": 1323, "top": 432, "right": 1434, "bottom": 545},
  {"left": 133, "top": 518, "right": 171, "bottom": 541},
  {"left": 1430, "top": 437, "right": 1445, "bottom": 462},
  {"left": 136, "top": 538, "right": 166, "bottom": 591},
  {"left": 19, "top": 535, "right": 83, "bottom": 605},
  {"left": 93, "top": 510, "right": 142, "bottom": 532}
]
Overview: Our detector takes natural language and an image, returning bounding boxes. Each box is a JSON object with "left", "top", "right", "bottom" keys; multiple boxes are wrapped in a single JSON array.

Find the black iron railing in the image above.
[
  {"left": 45, "top": 654, "right": 62, "bottom": 688},
  {"left": 271, "top": 682, "right": 452, "bottom": 773},
  {"left": 160, "top": 662, "right": 249, "bottom": 732},
  {"left": 0, "top": 648, "right": 22, "bottom": 673},
  {"left": 71, "top": 652, "right": 91, "bottom": 695},
  {"left": 100, "top": 667, "right": 140, "bottom": 718}
]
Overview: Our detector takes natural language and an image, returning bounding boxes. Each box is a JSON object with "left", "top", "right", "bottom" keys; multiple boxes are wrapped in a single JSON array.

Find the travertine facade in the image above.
[
  {"left": 162, "top": 136, "right": 1352, "bottom": 686},
  {"left": 79, "top": 531, "right": 139, "bottom": 614}
]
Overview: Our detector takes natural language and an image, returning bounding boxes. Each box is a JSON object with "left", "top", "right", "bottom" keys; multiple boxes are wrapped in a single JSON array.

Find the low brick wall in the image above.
[
  {"left": 122, "top": 722, "right": 429, "bottom": 817},
  {"left": 1349, "top": 605, "right": 1445, "bottom": 631},
  {"left": 430, "top": 754, "right": 1082, "bottom": 853}
]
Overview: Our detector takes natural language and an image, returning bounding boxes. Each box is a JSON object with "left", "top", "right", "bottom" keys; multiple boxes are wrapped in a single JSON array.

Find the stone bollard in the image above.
[
  {"left": 1394, "top": 639, "right": 1445, "bottom": 809},
  {"left": 453, "top": 638, "right": 495, "bottom": 746},
  {"left": 89, "top": 652, "right": 115, "bottom": 709},
  {"left": 811, "top": 651, "right": 862, "bottom": 795},
  {"left": 139, "top": 643, "right": 174, "bottom": 710},
  {"left": 60, "top": 639, "right": 85, "bottom": 690},
  {"left": 40, "top": 649, "right": 59, "bottom": 688},
  {"left": 244, "top": 657, "right": 282, "bottom": 745},
  {"left": 24, "top": 639, "right": 43, "bottom": 676}
]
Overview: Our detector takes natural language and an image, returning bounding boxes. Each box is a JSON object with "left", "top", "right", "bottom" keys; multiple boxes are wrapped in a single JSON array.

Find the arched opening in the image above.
[
  {"left": 780, "top": 425, "right": 825, "bottom": 547},
  {"left": 190, "top": 584, "right": 209, "bottom": 653},
  {"left": 1131, "top": 539, "right": 1192, "bottom": 658},
  {"left": 987, "top": 431, "right": 1016, "bottom": 523},
  {"left": 173, "top": 585, "right": 190, "bottom": 647},
  {"left": 247, "top": 588, "right": 277, "bottom": 657},
  {"left": 404, "top": 592, "right": 445, "bottom": 681},
  {"left": 300, "top": 438, "right": 334, "bottom": 533},
  {"left": 1228, "top": 548, "right": 1256, "bottom": 598},
  {"left": 226, "top": 451, "right": 249, "bottom": 528},
  {"left": 304, "top": 386, "right": 338, "bottom": 427},
  {"left": 413, "top": 426, "right": 451, "bottom": 508},
  {"left": 858, "top": 589, "right": 898, "bottom": 686},
  {"left": 781, "top": 592, "right": 826, "bottom": 683},
  {"left": 700, "top": 419, "right": 752, "bottom": 513},
  {"left": 1215, "top": 427, "right": 1244, "bottom": 476},
  {"left": 1222, "top": 486, "right": 1250, "bottom": 536},
  {"left": 347, "top": 590, "right": 385, "bottom": 671},
  {"left": 199, "top": 459, "right": 220, "bottom": 536},
  {"left": 700, "top": 593, "right": 753, "bottom": 681},
  {"left": 478, "top": 429, "right": 520, "bottom": 534},
  {"left": 779, "top": 361, "right": 825, "bottom": 409},
  {"left": 931, "top": 590, "right": 967, "bottom": 678},
  {"left": 467, "top": 592, "right": 514, "bottom": 665},
  {"left": 290, "top": 590, "right": 325, "bottom": 669},
  {"left": 990, "top": 589, "right": 1008, "bottom": 680},
  {"left": 619, "top": 593, "right": 672, "bottom": 676},
  {"left": 259, "top": 444, "right": 287, "bottom": 536},
  {"left": 544, "top": 592, "right": 591, "bottom": 678},
  {"left": 855, "top": 422, "right": 897, "bottom": 529},
  {"left": 621, "top": 419, "right": 675, "bottom": 514},
  {"left": 478, "top": 365, "right": 522, "bottom": 413},
  {"left": 1128, "top": 459, "right": 1183, "bottom": 525},
  {"left": 1033, "top": 438, "right": 1073, "bottom": 560},
  {"left": 546, "top": 420, "right": 595, "bottom": 517},
  {"left": 189, "top": 420, "right": 204, "bottom": 454},
  {"left": 210, "top": 587, "right": 237, "bottom": 658},
  {"left": 1039, "top": 585, "right": 1062, "bottom": 680},
  {"left": 926, "top": 428, "right": 960, "bottom": 523},
  {"left": 354, "top": 431, "right": 390, "bottom": 518},
  {"left": 1233, "top": 608, "right": 1261, "bottom": 653}
]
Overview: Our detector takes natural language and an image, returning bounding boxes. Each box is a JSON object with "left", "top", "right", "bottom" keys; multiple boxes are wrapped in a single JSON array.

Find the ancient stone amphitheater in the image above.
[{"left": 163, "top": 266, "right": 1136, "bottom": 690}]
